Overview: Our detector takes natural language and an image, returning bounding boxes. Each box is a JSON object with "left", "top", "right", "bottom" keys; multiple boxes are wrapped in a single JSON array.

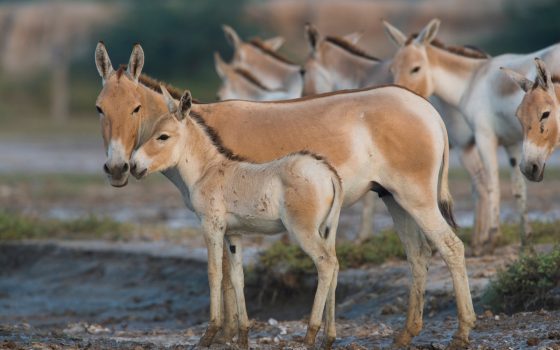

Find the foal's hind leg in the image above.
[
  {"left": 382, "top": 195, "right": 432, "bottom": 347},
  {"left": 215, "top": 246, "right": 239, "bottom": 344},
  {"left": 225, "top": 234, "right": 250, "bottom": 349},
  {"left": 505, "top": 144, "right": 532, "bottom": 250}
]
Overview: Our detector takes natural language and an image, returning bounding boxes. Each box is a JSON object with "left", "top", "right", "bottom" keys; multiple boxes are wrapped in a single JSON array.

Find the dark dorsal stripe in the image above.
[
  {"left": 405, "top": 34, "right": 490, "bottom": 59},
  {"left": 293, "top": 150, "right": 341, "bottom": 184},
  {"left": 189, "top": 111, "right": 246, "bottom": 161},
  {"left": 324, "top": 36, "right": 380, "bottom": 62},
  {"left": 233, "top": 67, "right": 271, "bottom": 91},
  {"left": 248, "top": 39, "right": 297, "bottom": 66}
]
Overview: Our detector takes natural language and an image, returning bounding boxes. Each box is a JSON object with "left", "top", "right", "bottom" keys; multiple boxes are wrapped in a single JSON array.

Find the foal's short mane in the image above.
[
  {"left": 189, "top": 111, "right": 246, "bottom": 161},
  {"left": 324, "top": 36, "right": 380, "bottom": 62},
  {"left": 248, "top": 39, "right": 297, "bottom": 66},
  {"left": 233, "top": 67, "right": 271, "bottom": 91},
  {"left": 405, "top": 34, "right": 490, "bottom": 60}
]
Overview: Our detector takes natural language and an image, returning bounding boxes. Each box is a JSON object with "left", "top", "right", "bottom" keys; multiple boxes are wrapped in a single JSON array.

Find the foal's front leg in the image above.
[{"left": 198, "top": 216, "right": 226, "bottom": 348}]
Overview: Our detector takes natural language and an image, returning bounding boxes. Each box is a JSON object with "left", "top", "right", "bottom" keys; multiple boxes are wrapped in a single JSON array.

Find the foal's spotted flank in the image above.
[
  {"left": 131, "top": 87, "right": 343, "bottom": 349},
  {"left": 95, "top": 42, "right": 475, "bottom": 348},
  {"left": 502, "top": 58, "right": 560, "bottom": 181}
]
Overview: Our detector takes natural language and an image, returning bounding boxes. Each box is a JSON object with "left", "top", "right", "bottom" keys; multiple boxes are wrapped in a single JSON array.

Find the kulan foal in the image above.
[{"left": 130, "top": 87, "right": 343, "bottom": 349}]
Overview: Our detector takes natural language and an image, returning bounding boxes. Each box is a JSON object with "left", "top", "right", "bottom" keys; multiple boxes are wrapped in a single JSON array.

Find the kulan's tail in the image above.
[
  {"left": 319, "top": 173, "right": 343, "bottom": 240},
  {"left": 438, "top": 122, "right": 457, "bottom": 229}
]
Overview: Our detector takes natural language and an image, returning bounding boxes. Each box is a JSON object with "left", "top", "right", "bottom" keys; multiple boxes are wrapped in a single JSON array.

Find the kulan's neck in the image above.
[{"left": 428, "top": 45, "right": 487, "bottom": 107}]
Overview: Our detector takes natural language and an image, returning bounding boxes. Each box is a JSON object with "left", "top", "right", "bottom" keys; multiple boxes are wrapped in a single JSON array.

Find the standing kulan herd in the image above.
[{"left": 94, "top": 18, "right": 557, "bottom": 349}]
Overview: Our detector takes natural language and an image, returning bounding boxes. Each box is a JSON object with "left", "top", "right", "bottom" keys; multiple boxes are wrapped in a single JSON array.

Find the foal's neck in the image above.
[{"left": 428, "top": 45, "right": 487, "bottom": 107}]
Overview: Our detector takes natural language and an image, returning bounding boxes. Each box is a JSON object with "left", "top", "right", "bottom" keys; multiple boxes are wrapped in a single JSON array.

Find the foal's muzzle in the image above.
[{"left": 520, "top": 160, "right": 545, "bottom": 182}]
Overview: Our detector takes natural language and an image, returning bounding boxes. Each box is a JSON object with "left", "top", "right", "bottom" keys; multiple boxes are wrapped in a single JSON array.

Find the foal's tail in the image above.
[
  {"left": 438, "top": 122, "right": 458, "bottom": 229},
  {"left": 319, "top": 172, "right": 343, "bottom": 240}
]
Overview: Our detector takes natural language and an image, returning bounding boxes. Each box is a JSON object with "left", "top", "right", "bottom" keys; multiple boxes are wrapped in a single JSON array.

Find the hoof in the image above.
[
  {"left": 198, "top": 324, "right": 220, "bottom": 348},
  {"left": 320, "top": 336, "right": 336, "bottom": 350},
  {"left": 236, "top": 328, "right": 249, "bottom": 350},
  {"left": 393, "top": 329, "right": 413, "bottom": 348},
  {"left": 448, "top": 334, "right": 470, "bottom": 349},
  {"left": 304, "top": 325, "right": 320, "bottom": 347}
]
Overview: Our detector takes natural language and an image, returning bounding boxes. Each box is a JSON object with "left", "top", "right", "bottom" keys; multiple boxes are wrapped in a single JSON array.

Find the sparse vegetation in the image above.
[
  {"left": 0, "top": 211, "right": 134, "bottom": 240},
  {"left": 483, "top": 246, "right": 560, "bottom": 313}
]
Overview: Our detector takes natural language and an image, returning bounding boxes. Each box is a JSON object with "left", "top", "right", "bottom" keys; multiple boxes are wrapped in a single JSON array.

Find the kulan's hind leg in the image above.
[
  {"left": 382, "top": 195, "right": 432, "bottom": 347},
  {"left": 356, "top": 191, "right": 376, "bottom": 242},
  {"left": 402, "top": 200, "right": 476, "bottom": 346}
]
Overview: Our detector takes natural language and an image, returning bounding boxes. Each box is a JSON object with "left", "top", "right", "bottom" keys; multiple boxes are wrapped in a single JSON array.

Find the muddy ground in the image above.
[{"left": 1, "top": 241, "right": 559, "bottom": 349}]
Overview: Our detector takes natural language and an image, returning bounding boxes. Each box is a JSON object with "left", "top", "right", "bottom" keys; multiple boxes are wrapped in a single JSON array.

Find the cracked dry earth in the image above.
[{"left": 0, "top": 242, "right": 559, "bottom": 349}]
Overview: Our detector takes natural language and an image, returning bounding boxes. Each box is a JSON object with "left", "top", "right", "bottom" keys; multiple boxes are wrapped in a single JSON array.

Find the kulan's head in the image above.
[
  {"left": 95, "top": 42, "right": 146, "bottom": 187},
  {"left": 501, "top": 58, "right": 560, "bottom": 182},
  {"left": 383, "top": 19, "right": 441, "bottom": 98},
  {"left": 130, "top": 87, "right": 192, "bottom": 179}
]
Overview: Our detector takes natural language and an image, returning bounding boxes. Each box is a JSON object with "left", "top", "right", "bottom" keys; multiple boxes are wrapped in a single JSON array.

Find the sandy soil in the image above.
[{"left": 1, "top": 241, "right": 559, "bottom": 349}]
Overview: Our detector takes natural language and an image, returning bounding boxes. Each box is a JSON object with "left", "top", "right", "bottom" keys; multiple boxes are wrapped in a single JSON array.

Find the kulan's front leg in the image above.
[{"left": 198, "top": 218, "right": 226, "bottom": 348}]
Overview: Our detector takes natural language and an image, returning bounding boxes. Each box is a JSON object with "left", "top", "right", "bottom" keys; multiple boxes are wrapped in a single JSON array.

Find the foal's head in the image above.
[
  {"left": 501, "top": 58, "right": 560, "bottom": 182},
  {"left": 130, "top": 87, "right": 191, "bottom": 179},
  {"left": 383, "top": 19, "right": 440, "bottom": 98},
  {"left": 95, "top": 42, "right": 146, "bottom": 187}
]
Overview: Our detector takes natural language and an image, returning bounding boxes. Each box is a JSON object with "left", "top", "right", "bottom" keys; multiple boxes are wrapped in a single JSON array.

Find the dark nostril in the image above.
[
  {"left": 103, "top": 163, "right": 110, "bottom": 174},
  {"left": 130, "top": 163, "right": 136, "bottom": 173},
  {"left": 532, "top": 164, "right": 539, "bottom": 176},
  {"left": 122, "top": 163, "right": 129, "bottom": 173}
]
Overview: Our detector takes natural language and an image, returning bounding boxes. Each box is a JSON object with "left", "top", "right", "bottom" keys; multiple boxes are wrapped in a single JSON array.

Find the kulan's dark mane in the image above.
[
  {"left": 233, "top": 67, "right": 271, "bottom": 91},
  {"left": 325, "top": 36, "right": 380, "bottom": 62},
  {"left": 189, "top": 111, "right": 246, "bottom": 161},
  {"left": 248, "top": 39, "right": 297, "bottom": 66},
  {"left": 114, "top": 64, "right": 185, "bottom": 101},
  {"left": 405, "top": 34, "right": 490, "bottom": 59}
]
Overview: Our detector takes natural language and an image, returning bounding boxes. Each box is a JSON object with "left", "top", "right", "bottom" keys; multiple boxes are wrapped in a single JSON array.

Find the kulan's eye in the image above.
[
  {"left": 96, "top": 106, "right": 104, "bottom": 115},
  {"left": 132, "top": 105, "right": 141, "bottom": 114},
  {"left": 411, "top": 66, "right": 421, "bottom": 74},
  {"left": 157, "top": 134, "right": 170, "bottom": 141},
  {"left": 540, "top": 111, "right": 550, "bottom": 121}
]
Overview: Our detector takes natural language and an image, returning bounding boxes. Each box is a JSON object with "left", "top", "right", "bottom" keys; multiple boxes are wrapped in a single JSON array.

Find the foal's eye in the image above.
[
  {"left": 157, "top": 134, "right": 170, "bottom": 141},
  {"left": 132, "top": 105, "right": 141, "bottom": 114},
  {"left": 540, "top": 111, "right": 550, "bottom": 121},
  {"left": 96, "top": 106, "right": 104, "bottom": 115},
  {"left": 411, "top": 66, "right": 421, "bottom": 74}
]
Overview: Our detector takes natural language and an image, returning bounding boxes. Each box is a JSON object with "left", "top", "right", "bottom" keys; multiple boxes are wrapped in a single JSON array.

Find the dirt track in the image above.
[{"left": 1, "top": 241, "right": 559, "bottom": 349}]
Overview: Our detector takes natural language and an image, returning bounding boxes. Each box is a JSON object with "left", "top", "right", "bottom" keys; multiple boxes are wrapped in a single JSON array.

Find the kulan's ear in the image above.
[
  {"left": 222, "top": 24, "right": 242, "bottom": 48},
  {"left": 263, "top": 36, "right": 285, "bottom": 51},
  {"left": 500, "top": 66, "right": 533, "bottom": 93},
  {"left": 535, "top": 57, "right": 553, "bottom": 92},
  {"left": 214, "top": 52, "right": 228, "bottom": 79},
  {"left": 160, "top": 85, "right": 177, "bottom": 114},
  {"left": 178, "top": 90, "right": 192, "bottom": 121},
  {"left": 305, "top": 23, "right": 321, "bottom": 52},
  {"left": 95, "top": 41, "right": 114, "bottom": 82},
  {"left": 382, "top": 20, "right": 406, "bottom": 48},
  {"left": 127, "top": 43, "right": 144, "bottom": 82},
  {"left": 343, "top": 31, "right": 364, "bottom": 45},
  {"left": 415, "top": 18, "right": 440, "bottom": 45}
]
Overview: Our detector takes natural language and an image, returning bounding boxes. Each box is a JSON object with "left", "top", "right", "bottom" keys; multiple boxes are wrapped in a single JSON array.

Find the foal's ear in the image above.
[
  {"left": 415, "top": 18, "right": 440, "bottom": 45},
  {"left": 127, "top": 43, "right": 144, "bottom": 83},
  {"left": 535, "top": 57, "right": 553, "bottom": 92},
  {"left": 178, "top": 90, "right": 193, "bottom": 121},
  {"left": 382, "top": 20, "right": 406, "bottom": 48},
  {"left": 500, "top": 67, "right": 533, "bottom": 93},
  {"left": 263, "top": 36, "right": 285, "bottom": 51},
  {"left": 160, "top": 85, "right": 177, "bottom": 114},
  {"left": 223, "top": 25, "right": 242, "bottom": 49},
  {"left": 343, "top": 31, "right": 364, "bottom": 45},
  {"left": 95, "top": 41, "right": 114, "bottom": 82},
  {"left": 214, "top": 52, "right": 229, "bottom": 79},
  {"left": 305, "top": 23, "right": 321, "bottom": 53}
]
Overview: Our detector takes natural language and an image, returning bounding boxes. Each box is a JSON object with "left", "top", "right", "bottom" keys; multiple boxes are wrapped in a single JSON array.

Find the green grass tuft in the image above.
[
  {"left": 0, "top": 211, "right": 134, "bottom": 241},
  {"left": 482, "top": 246, "right": 560, "bottom": 313}
]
